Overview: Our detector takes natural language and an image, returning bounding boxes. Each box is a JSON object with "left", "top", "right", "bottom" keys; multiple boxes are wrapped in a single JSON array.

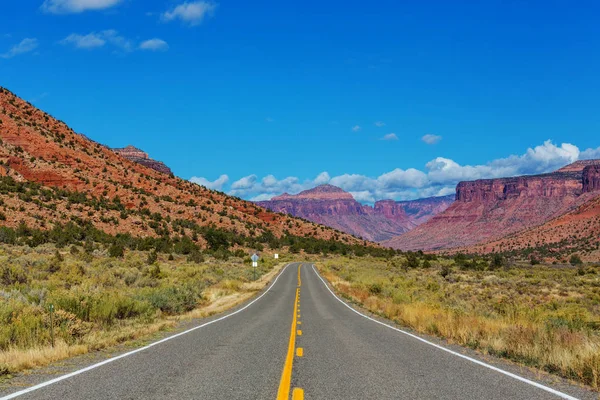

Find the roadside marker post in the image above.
[
  {"left": 49, "top": 304, "right": 55, "bottom": 348},
  {"left": 251, "top": 253, "right": 259, "bottom": 281}
]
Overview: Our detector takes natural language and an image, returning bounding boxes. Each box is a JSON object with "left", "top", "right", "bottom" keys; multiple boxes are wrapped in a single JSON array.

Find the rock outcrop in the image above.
[
  {"left": 113, "top": 145, "right": 173, "bottom": 175},
  {"left": 583, "top": 165, "right": 600, "bottom": 193},
  {"left": 257, "top": 185, "right": 453, "bottom": 242},
  {"left": 375, "top": 195, "right": 454, "bottom": 226},
  {"left": 384, "top": 160, "right": 600, "bottom": 251}
]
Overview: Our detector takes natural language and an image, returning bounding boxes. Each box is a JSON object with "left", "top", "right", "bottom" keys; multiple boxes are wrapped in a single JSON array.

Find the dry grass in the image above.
[
  {"left": 320, "top": 256, "right": 600, "bottom": 390},
  {"left": 0, "top": 243, "right": 289, "bottom": 377}
]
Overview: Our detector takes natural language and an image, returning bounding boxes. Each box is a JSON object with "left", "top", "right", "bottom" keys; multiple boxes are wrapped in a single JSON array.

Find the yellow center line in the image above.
[
  {"left": 277, "top": 287, "right": 300, "bottom": 400},
  {"left": 292, "top": 388, "right": 304, "bottom": 400},
  {"left": 277, "top": 264, "right": 303, "bottom": 400}
]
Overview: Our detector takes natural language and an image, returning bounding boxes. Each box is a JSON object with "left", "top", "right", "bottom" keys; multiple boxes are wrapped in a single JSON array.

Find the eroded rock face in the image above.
[
  {"left": 375, "top": 195, "right": 454, "bottom": 226},
  {"left": 384, "top": 160, "right": 600, "bottom": 251},
  {"left": 113, "top": 145, "right": 173, "bottom": 175},
  {"left": 583, "top": 165, "right": 600, "bottom": 193},
  {"left": 257, "top": 185, "right": 453, "bottom": 242}
]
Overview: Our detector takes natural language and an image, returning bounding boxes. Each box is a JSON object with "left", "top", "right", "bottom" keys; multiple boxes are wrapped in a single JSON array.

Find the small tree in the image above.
[
  {"left": 570, "top": 254, "right": 583, "bottom": 266},
  {"left": 489, "top": 254, "right": 504, "bottom": 270},
  {"left": 147, "top": 250, "right": 158, "bottom": 265}
]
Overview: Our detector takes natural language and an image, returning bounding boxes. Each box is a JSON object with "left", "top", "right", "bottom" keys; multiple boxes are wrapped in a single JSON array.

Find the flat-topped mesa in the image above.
[
  {"left": 455, "top": 171, "right": 584, "bottom": 203},
  {"left": 273, "top": 184, "right": 355, "bottom": 201},
  {"left": 112, "top": 145, "right": 173, "bottom": 175},
  {"left": 385, "top": 159, "right": 600, "bottom": 251},
  {"left": 583, "top": 165, "right": 600, "bottom": 193}
]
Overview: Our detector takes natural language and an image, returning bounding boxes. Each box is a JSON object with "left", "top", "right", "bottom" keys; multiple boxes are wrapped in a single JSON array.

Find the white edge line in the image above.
[
  {"left": 0, "top": 263, "right": 296, "bottom": 400},
  {"left": 310, "top": 264, "right": 579, "bottom": 400}
]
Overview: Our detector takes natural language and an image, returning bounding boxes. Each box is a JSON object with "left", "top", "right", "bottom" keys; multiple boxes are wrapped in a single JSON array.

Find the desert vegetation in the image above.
[
  {"left": 0, "top": 242, "right": 287, "bottom": 378},
  {"left": 319, "top": 253, "right": 600, "bottom": 389}
]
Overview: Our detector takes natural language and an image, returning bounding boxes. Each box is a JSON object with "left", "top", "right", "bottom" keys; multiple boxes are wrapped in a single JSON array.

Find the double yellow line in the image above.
[{"left": 277, "top": 264, "right": 304, "bottom": 400}]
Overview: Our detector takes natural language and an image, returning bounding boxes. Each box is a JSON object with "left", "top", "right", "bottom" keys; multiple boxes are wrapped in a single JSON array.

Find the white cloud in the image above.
[
  {"left": 42, "top": 0, "right": 122, "bottom": 14},
  {"left": 190, "top": 174, "right": 229, "bottom": 191},
  {"left": 422, "top": 134, "right": 442, "bottom": 144},
  {"left": 352, "top": 125, "right": 361, "bottom": 132},
  {"left": 190, "top": 140, "right": 595, "bottom": 203},
  {"left": 61, "top": 32, "right": 169, "bottom": 54},
  {"left": 426, "top": 140, "right": 580, "bottom": 184},
  {"left": 581, "top": 146, "right": 600, "bottom": 160},
  {"left": 139, "top": 39, "right": 169, "bottom": 51},
  {"left": 265, "top": 117, "right": 275, "bottom": 123},
  {"left": 381, "top": 133, "right": 398, "bottom": 141},
  {"left": 102, "top": 30, "right": 133, "bottom": 52},
  {"left": 162, "top": 1, "right": 217, "bottom": 26},
  {"left": 1, "top": 38, "right": 38, "bottom": 59},
  {"left": 314, "top": 172, "right": 331, "bottom": 185},
  {"left": 374, "top": 121, "right": 386, "bottom": 127},
  {"left": 61, "top": 33, "right": 105, "bottom": 49}
]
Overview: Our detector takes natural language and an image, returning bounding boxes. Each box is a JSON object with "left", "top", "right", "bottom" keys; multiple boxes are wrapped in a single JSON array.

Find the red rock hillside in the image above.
[
  {"left": 257, "top": 185, "right": 453, "bottom": 242},
  {"left": 0, "top": 86, "right": 362, "bottom": 246},
  {"left": 384, "top": 160, "right": 600, "bottom": 251}
]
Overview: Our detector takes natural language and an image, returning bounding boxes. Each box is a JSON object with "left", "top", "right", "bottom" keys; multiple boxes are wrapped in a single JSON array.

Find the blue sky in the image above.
[{"left": 1, "top": 1, "right": 599, "bottom": 203}]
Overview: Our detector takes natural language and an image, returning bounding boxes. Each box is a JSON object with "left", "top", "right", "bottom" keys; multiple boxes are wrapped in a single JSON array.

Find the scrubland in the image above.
[
  {"left": 319, "top": 255, "right": 600, "bottom": 389},
  {"left": 0, "top": 243, "right": 286, "bottom": 377}
]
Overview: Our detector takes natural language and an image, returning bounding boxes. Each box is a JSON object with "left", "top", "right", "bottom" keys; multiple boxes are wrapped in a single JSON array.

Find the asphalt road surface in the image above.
[{"left": 0, "top": 262, "right": 593, "bottom": 400}]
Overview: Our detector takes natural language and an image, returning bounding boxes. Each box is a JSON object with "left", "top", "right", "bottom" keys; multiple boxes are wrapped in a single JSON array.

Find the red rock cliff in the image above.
[
  {"left": 384, "top": 160, "right": 600, "bottom": 251},
  {"left": 583, "top": 165, "right": 600, "bottom": 193}
]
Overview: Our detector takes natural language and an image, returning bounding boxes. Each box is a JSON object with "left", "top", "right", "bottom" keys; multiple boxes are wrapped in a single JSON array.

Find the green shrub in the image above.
[{"left": 108, "top": 243, "right": 125, "bottom": 258}]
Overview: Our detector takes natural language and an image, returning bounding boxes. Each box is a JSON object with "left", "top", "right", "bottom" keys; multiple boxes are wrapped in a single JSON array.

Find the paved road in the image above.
[{"left": 0, "top": 262, "right": 593, "bottom": 400}]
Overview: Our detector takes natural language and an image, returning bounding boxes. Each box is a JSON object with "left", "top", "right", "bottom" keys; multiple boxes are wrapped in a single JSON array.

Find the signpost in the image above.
[{"left": 251, "top": 253, "right": 259, "bottom": 280}]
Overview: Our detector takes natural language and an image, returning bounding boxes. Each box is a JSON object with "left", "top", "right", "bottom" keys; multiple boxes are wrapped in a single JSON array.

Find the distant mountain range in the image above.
[
  {"left": 384, "top": 160, "right": 600, "bottom": 258},
  {"left": 257, "top": 185, "right": 454, "bottom": 242},
  {"left": 257, "top": 161, "right": 600, "bottom": 261}
]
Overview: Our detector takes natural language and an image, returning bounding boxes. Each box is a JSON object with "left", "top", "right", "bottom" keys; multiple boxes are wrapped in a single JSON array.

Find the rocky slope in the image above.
[
  {"left": 0, "top": 86, "right": 362, "bottom": 246},
  {"left": 374, "top": 195, "right": 454, "bottom": 226},
  {"left": 112, "top": 145, "right": 173, "bottom": 175},
  {"left": 463, "top": 191, "right": 600, "bottom": 261},
  {"left": 257, "top": 185, "right": 453, "bottom": 242},
  {"left": 384, "top": 160, "right": 600, "bottom": 251}
]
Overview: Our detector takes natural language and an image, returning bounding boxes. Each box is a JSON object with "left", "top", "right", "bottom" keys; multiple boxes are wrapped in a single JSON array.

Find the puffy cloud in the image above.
[
  {"left": 314, "top": 172, "right": 331, "bottom": 185},
  {"left": 422, "top": 134, "right": 442, "bottom": 144},
  {"left": 352, "top": 125, "right": 361, "bottom": 132},
  {"left": 581, "top": 146, "right": 600, "bottom": 160},
  {"left": 426, "top": 141, "right": 580, "bottom": 184},
  {"left": 231, "top": 175, "right": 258, "bottom": 190},
  {"left": 42, "top": 0, "right": 122, "bottom": 14},
  {"left": 61, "top": 30, "right": 132, "bottom": 52},
  {"left": 374, "top": 121, "right": 386, "bottom": 127},
  {"left": 377, "top": 168, "right": 428, "bottom": 189},
  {"left": 381, "top": 133, "right": 398, "bottom": 141},
  {"left": 190, "top": 140, "right": 594, "bottom": 203},
  {"left": 139, "top": 39, "right": 169, "bottom": 51},
  {"left": 162, "top": 1, "right": 217, "bottom": 26},
  {"left": 190, "top": 174, "right": 229, "bottom": 191},
  {"left": 1, "top": 38, "right": 38, "bottom": 59}
]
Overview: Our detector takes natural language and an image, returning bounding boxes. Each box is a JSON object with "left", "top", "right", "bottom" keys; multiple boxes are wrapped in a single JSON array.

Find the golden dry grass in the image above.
[
  {"left": 320, "top": 256, "right": 600, "bottom": 390},
  {"left": 0, "top": 243, "right": 289, "bottom": 377}
]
